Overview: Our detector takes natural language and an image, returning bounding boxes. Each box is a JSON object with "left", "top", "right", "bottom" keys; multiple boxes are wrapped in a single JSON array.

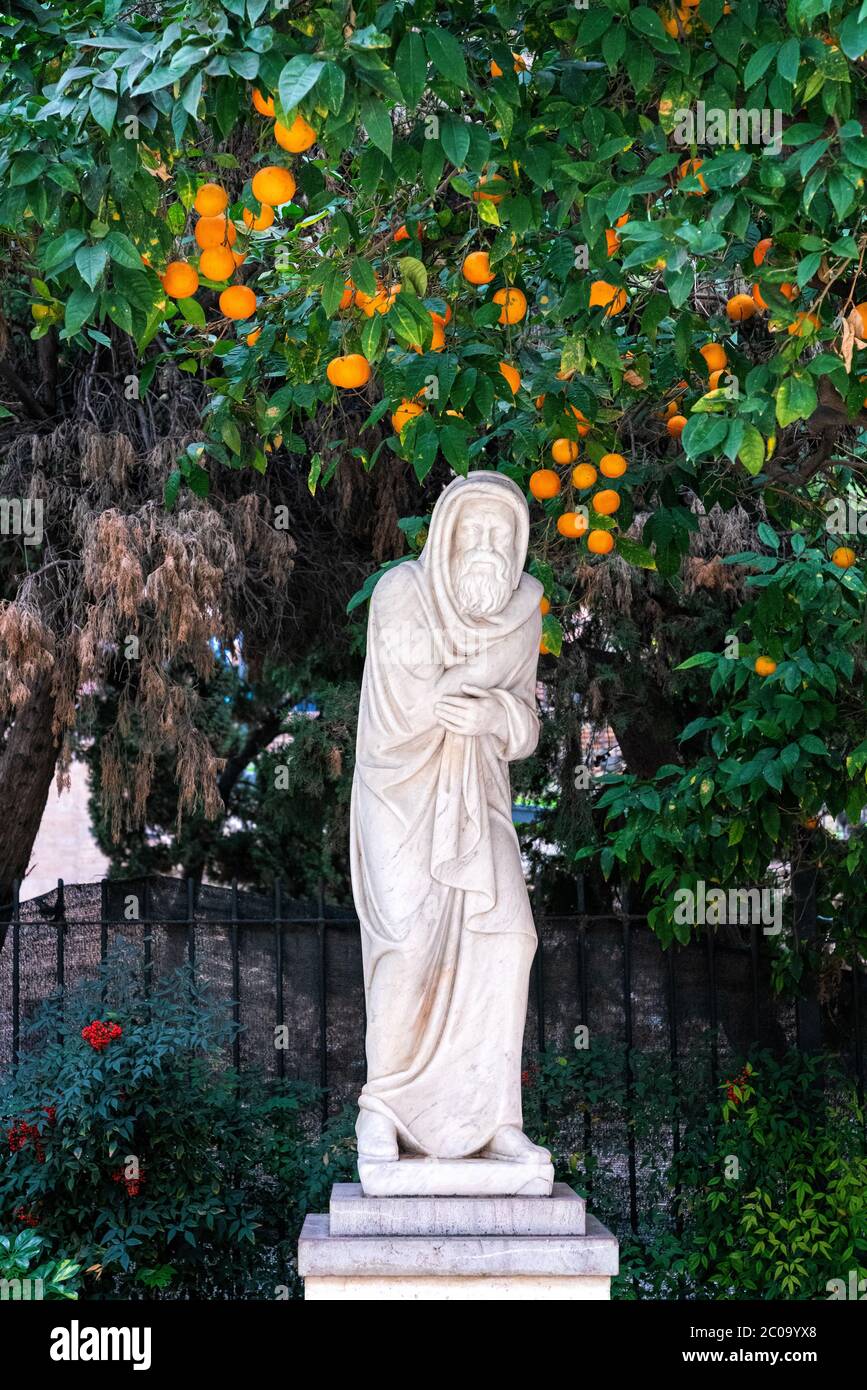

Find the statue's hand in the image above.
[{"left": 434, "top": 684, "right": 508, "bottom": 740}]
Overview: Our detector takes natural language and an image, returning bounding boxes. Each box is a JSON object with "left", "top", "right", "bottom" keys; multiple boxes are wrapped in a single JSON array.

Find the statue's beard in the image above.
[{"left": 454, "top": 550, "right": 512, "bottom": 618}]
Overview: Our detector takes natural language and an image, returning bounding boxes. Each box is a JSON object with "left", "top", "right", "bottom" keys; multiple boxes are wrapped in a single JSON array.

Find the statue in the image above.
[{"left": 350, "top": 471, "right": 553, "bottom": 1193}]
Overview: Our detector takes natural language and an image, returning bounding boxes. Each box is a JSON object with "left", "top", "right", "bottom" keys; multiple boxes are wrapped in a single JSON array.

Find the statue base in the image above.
[
  {"left": 298, "top": 1182, "right": 618, "bottom": 1301},
  {"left": 358, "top": 1153, "right": 554, "bottom": 1197}
]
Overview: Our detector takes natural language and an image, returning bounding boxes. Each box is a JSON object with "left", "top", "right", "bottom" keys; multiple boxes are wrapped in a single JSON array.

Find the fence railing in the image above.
[{"left": 2, "top": 873, "right": 865, "bottom": 1237}]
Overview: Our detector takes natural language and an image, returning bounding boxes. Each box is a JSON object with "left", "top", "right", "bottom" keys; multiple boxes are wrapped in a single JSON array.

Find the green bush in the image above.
[
  {"left": 525, "top": 1041, "right": 867, "bottom": 1300},
  {"left": 0, "top": 1229, "right": 81, "bottom": 1300},
  {"left": 0, "top": 945, "right": 355, "bottom": 1299}
]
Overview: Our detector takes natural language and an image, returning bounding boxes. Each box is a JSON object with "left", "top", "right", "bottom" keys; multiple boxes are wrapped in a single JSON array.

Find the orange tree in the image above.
[{"left": 1, "top": 0, "right": 867, "bottom": 956}]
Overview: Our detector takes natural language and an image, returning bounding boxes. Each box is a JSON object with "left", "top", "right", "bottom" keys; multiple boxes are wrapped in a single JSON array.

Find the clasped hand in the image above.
[{"left": 435, "top": 683, "right": 507, "bottom": 739}]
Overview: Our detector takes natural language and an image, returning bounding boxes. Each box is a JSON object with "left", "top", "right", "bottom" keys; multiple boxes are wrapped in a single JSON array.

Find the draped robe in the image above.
[{"left": 351, "top": 473, "right": 543, "bottom": 1159}]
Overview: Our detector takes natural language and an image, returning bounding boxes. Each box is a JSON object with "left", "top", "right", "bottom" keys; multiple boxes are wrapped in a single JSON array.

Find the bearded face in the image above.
[{"left": 452, "top": 501, "right": 516, "bottom": 618}]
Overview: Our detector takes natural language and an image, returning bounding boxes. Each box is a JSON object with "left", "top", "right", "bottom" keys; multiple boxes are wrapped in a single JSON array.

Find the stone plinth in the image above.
[
  {"left": 298, "top": 1187, "right": 618, "bottom": 1301},
  {"left": 358, "top": 1154, "right": 554, "bottom": 1197},
  {"left": 330, "top": 1181, "right": 584, "bottom": 1236}
]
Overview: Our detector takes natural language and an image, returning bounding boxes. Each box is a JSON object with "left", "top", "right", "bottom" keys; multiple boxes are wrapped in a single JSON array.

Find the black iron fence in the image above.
[{"left": 3, "top": 874, "right": 865, "bottom": 1104}]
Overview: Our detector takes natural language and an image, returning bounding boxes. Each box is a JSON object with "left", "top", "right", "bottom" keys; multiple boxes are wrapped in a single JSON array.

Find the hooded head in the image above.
[{"left": 418, "top": 472, "right": 539, "bottom": 650}]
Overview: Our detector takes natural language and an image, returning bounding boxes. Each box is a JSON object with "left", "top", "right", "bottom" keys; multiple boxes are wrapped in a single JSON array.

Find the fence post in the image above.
[
  {"left": 230, "top": 880, "right": 241, "bottom": 1075},
  {"left": 274, "top": 880, "right": 284, "bottom": 1082},
  {"left": 317, "top": 876, "right": 328, "bottom": 1129},
  {"left": 621, "top": 882, "right": 638, "bottom": 1238},
  {"left": 11, "top": 879, "right": 20, "bottom": 1064},
  {"left": 792, "top": 861, "right": 822, "bottom": 1053}
]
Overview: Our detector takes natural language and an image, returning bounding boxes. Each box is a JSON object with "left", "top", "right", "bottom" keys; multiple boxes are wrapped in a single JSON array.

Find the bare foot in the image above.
[{"left": 481, "top": 1126, "right": 551, "bottom": 1163}]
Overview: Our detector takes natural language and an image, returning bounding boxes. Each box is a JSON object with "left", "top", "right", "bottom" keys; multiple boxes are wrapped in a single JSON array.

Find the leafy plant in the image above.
[{"left": 0, "top": 1228, "right": 81, "bottom": 1300}]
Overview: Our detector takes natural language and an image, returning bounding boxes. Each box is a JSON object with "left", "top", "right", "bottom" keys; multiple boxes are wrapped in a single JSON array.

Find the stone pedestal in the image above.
[{"left": 298, "top": 1182, "right": 618, "bottom": 1301}]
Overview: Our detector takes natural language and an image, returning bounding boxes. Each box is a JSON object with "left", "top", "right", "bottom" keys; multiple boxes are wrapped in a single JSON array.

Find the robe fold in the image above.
[{"left": 351, "top": 472, "right": 543, "bottom": 1159}]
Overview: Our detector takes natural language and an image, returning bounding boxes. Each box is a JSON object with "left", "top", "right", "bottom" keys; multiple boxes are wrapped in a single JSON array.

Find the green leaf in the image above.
[
  {"left": 278, "top": 55, "right": 324, "bottom": 113},
  {"left": 425, "top": 29, "right": 468, "bottom": 90},
  {"left": 838, "top": 10, "right": 867, "bottom": 62},
  {"left": 616, "top": 536, "right": 657, "bottom": 570},
  {"left": 439, "top": 424, "right": 469, "bottom": 474},
  {"left": 177, "top": 296, "right": 205, "bottom": 327},
  {"left": 361, "top": 96, "right": 393, "bottom": 160},
  {"left": 776, "top": 38, "right": 800, "bottom": 85},
  {"left": 40, "top": 229, "right": 87, "bottom": 272},
  {"left": 64, "top": 286, "right": 97, "bottom": 336},
  {"left": 75, "top": 243, "right": 109, "bottom": 290},
  {"left": 11, "top": 153, "right": 47, "bottom": 185},
  {"left": 395, "top": 30, "right": 427, "bottom": 107},
  {"left": 165, "top": 468, "right": 182, "bottom": 510},
  {"left": 681, "top": 414, "right": 729, "bottom": 458},
  {"left": 89, "top": 86, "right": 117, "bottom": 133},
  {"left": 775, "top": 375, "right": 817, "bottom": 428},
  {"left": 398, "top": 256, "right": 427, "bottom": 297},
  {"left": 542, "top": 614, "right": 563, "bottom": 658},
  {"left": 743, "top": 43, "right": 777, "bottom": 88},
  {"left": 350, "top": 257, "right": 377, "bottom": 297},
  {"left": 440, "top": 114, "right": 470, "bottom": 168},
  {"left": 738, "top": 424, "right": 765, "bottom": 476}
]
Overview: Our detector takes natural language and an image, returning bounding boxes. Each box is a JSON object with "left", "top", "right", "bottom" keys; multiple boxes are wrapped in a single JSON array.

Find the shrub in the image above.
[
  {"left": 0, "top": 1228, "right": 81, "bottom": 1300},
  {"left": 0, "top": 944, "right": 353, "bottom": 1299}
]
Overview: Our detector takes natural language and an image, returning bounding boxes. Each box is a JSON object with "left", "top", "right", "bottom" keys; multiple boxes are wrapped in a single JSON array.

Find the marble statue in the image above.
[{"left": 350, "top": 470, "right": 553, "bottom": 1194}]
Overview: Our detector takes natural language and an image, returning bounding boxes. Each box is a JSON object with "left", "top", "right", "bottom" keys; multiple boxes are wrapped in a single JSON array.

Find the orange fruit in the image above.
[
  {"left": 358, "top": 288, "right": 389, "bottom": 317},
  {"left": 499, "top": 361, "right": 521, "bottom": 393},
  {"left": 529, "top": 468, "right": 561, "bottom": 500},
  {"left": 678, "top": 158, "right": 707, "bottom": 194},
  {"left": 251, "top": 166, "right": 296, "bottom": 206},
  {"left": 219, "top": 285, "right": 257, "bottom": 320},
  {"left": 339, "top": 280, "right": 355, "bottom": 311},
  {"left": 462, "top": 250, "right": 495, "bottom": 285},
  {"left": 199, "top": 246, "right": 236, "bottom": 281},
  {"left": 851, "top": 302, "right": 867, "bottom": 336},
  {"left": 753, "top": 237, "right": 773, "bottom": 267},
  {"left": 243, "top": 204, "right": 275, "bottom": 231},
  {"left": 246, "top": 328, "right": 261, "bottom": 346},
  {"left": 589, "top": 280, "right": 626, "bottom": 316},
  {"left": 667, "top": 414, "right": 687, "bottom": 438},
  {"left": 700, "top": 342, "right": 727, "bottom": 373},
  {"left": 788, "top": 310, "right": 820, "bottom": 337},
  {"left": 592, "top": 489, "right": 620, "bottom": 516},
  {"left": 194, "top": 182, "right": 228, "bottom": 217},
  {"left": 391, "top": 400, "right": 425, "bottom": 434},
  {"left": 326, "top": 353, "right": 372, "bottom": 389},
  {"left": 754, "top": 656, "right": 777, "bottom": 677},
  {"left": 572, "top": 463, "right": 598, "bottom": 489},
  {"left": 162, "top": 261, "right": 199, "bottom": 298},
  {"left": 232, "top": 250, "right": 246, "bottom": 268},
  {"left": 252, "top": 88, "right": 275, "bottom": 117},
  {"left": 473, "top": 175, "right": 507, "bottom": 204},
  {"left": 274, "top": 114, "right": 316, "bottom": 152},
  {"left": 831, "top": 546, "right": 856, "bottom": 569},
  {"left": 587, "top": 530, "right": 615, "bottom": 555},
  {"left": 605, "top": 227, "right": 621, "bottom": 256},
  {"left": 539, "top": 639, "right": 551, "bottom": 655},
  {"left": 195, "top": 216, "right": 236, "bottom": 250},
  {"left": 494, "top": 287, "right": 527, "bottom": 322},
  {"left": 751, "top": 281, "right": 796, "bottom": 310},
  {"left": 557, "top": 511, "right": 589, "bottom": 539},
  {"left": 493, "top": 287, "right": 527, "bottom": 324},
  {"left": 393, "top": 223, "right": 422, "bottom": 242},
  {"left": 727, "top": 293, "right": 757, "bottom": 322},
  {"left": 568, "top": 407, "right": 591, "bottom": 436},
  {"left": 551, "top": 438, "right": 579, "bottom": 465},
  {"left": 599, "top": 452, "right": 627, "bottom": 479},
  {"left": 411, "top": 313, "right": 445, "bottom": 352},
  {"left": 708, "top": 369, "right": 727, "bottom": 390},
  {"left": 540, "top": 596, "right": 551, "bottom": 615}
]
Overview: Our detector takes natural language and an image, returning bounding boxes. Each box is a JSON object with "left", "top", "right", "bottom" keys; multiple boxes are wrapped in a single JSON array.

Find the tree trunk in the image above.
[
  {"left": 0, "top": 672, "right": 60, "bottom": 942},
  {"left": 608, "top": 687, "right": 682, "bottom": 779}
]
